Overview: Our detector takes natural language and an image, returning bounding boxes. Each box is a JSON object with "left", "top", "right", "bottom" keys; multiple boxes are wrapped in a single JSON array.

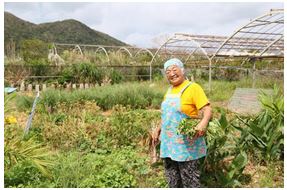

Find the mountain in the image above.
[{"left": 4, "top": 11, "right": 127, "bottom": 47}]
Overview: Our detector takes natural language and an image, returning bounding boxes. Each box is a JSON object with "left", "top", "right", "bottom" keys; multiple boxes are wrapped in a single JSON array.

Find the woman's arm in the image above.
[{"left": 195, "top": 104, "right": 212, "bottom": 136}]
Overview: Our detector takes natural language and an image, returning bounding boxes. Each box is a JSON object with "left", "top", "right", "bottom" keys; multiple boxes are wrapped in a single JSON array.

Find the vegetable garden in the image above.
[
  {"left": 4, "top": 8, "right": 284, "bottom": 188},
  {"left": 4, "top": 74, "right": 284, "bottom": 187}
]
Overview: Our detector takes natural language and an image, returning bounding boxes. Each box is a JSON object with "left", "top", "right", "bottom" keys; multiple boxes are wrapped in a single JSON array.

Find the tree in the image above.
[
  {"left": 5, "top": 39, "right": 16, "bottom": 59},
  {"left": 20, "top": 39, "right": 49, "bottom": 64}
]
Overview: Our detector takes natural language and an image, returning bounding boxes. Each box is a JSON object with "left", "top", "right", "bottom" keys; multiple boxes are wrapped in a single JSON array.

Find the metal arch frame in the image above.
[
  {"left": 174, "top": 34, "right": 212, "bottom": 61},
  {"left": 134, "top": 48, "right": 154, "bottom": 59},
  {"left": 150, "top": 33, "right": 226, "bottom": 64},
  {"left": 176, "top": 35, "right": 213, "bottom": 91},
  {"left": 211, "top": 9, "right": 283, "bottom": 88},
  {"left": 150, "top": 33, "right": 215, "bottom": 88},
  {"left": 184, "top": 41, "right": 208, "bottom": 64},
  {"left": 149, "top": 34, "right": 176, "bottom": 81},
  {"left": 73, "top": 45, "right": 83, "bottom": 55},
  {"left": 116, "top": 47, "right": 133, "bottom": 57},
  {"left": 94, "top": 46, "right": 110, "bottom": 62},
  {"left": 258, "top": 34, "right": 284, "bottom": 56},
  {"left": 212, "top": 9, "right": 284, "bottom": 59},
  {"left": 52, "top": 42, "right": 159, "bottom": 62},
  {"left": 150, "top": 35, "right": 175, "bottom": 64},
  {"left": 150, "top": 34, "right": 213, "bottom": 65},
  {"left": 172, "top": 34, "right": 215, "bottom": 91}
]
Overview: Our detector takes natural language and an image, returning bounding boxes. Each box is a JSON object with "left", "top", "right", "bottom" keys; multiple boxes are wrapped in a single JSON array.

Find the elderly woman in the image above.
[{"left": 154, "top": 58, "right": 212, "bottom": 188}]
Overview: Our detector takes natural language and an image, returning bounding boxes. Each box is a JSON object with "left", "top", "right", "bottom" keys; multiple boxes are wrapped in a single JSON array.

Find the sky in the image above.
[
  {"left": 3, "top": 2, "right": 285, "bottom": 48},
  {"left": 4, "top": 2, "right": 284, "bottom": 48}
]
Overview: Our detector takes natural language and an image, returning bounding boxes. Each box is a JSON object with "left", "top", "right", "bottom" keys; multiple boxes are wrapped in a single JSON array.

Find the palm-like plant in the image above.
[
  {"left": 5, "top": 92, "right": 54, "bottom": 177},
  {"left": 4, "top": 92, "right": 16, "bottom": 114},
  {"left": 5, "top": 135, "right": 54, "bottom": 177},
  {"left": 234, "top": 85, "right": 284, "bottom": 161}
]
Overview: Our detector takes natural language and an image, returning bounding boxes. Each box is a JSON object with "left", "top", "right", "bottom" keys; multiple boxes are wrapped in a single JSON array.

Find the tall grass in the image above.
[
  {"left": 15, "top": 74, "right": 282, "bottom": 113},
  {"left": 40, "top": 82, "right": 165, "bottom": 111}
]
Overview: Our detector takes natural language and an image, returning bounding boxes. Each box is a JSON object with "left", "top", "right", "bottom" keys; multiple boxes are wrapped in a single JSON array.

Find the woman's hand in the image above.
[
  {"left": 194, "top": 104, "right": 212, "bottom": 138},
  {"left": 195, "top": 124, "right": 207, "bottom": 137}
]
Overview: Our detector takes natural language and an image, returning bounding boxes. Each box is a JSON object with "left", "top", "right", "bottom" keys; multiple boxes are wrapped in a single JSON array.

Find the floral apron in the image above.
[{"left": 160, "top": 82, "right": 207, "bottom": 161}]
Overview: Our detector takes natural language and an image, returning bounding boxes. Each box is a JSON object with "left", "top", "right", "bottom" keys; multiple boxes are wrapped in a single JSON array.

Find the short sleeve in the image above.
[{"left": 191, "top": 83, "right": 209, "bottom": 110}]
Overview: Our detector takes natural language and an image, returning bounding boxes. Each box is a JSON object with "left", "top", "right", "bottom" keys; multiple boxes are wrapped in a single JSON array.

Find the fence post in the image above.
[
  {"left": 42, "top": 84, "right": 47, "bottom": 91},
  {"left": 35, "top": 84, "right": 40, "bottom": 92},
  {"left": 20, "top": 81, "right": 25, "bottom": 92},
  {"left": 66, "top": 83, "right": 71, "bottom": 90},
  {"left": 27, "top": 84, "right": 33, "bottom": 92}
]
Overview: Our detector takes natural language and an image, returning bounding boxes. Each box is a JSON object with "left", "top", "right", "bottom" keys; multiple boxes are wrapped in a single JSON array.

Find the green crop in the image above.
[
  {"left": 177, "top": 118, "right": 199, "bottom": 138},
  {"left": 177, "top": 118, "right": 225, "bottom": 146}
]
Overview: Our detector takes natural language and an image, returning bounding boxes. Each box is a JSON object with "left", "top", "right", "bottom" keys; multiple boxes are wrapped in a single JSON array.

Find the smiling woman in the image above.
[
  {"left": 164, "top": 58, "right": 185, "bottom": 86},
  {"left": 153, "top": 58, "right": 212, "bottom": 188}
]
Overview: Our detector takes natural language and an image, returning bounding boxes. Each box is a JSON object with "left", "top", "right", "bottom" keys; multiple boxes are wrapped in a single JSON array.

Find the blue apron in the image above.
[{"left": 160, "top": 82, "right": 207, "bottom": 161}]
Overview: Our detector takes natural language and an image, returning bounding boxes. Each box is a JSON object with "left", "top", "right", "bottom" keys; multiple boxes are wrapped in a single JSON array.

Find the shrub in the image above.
[
  {"left": 73, "top": 62, "right": 104, "bottom": 84},
  {"left": 108, "top": 69, "right": 124, "bottom": 84},
  {"left": 109, "top": 107, "right": 161, "bottom": 147}
]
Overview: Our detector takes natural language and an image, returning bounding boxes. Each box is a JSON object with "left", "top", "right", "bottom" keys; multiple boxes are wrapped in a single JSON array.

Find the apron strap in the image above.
[
  {"left": 166, "top": 86, "right": 172, "bottom": 94},
  {"left": 165, "top": 81, "right": 192, "bottom": 96},
  {"left": 179, "top": 82, "right": 192, "bottom": 95}
]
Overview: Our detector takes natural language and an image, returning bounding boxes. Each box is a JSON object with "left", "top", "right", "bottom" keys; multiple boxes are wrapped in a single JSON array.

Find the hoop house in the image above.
[
  {"left": 213, "top": 9, "right": 284, "bottom": 58},
  {"left": 152, "top": 9, "right": 284, "bottom": 90}
]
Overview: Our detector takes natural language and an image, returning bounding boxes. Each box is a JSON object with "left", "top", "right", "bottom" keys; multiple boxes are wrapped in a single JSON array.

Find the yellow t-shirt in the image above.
[{"left": 164, "top": 80, "right": 209, "bottom": 117}]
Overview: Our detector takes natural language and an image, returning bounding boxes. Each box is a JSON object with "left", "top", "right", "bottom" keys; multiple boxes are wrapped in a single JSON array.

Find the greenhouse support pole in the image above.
[
  {"left": 149, "top": 62, "right": 152, "bottom": 82},
  {"left": 252, "top": 61, "right": 256, "bottom": 88},
  {"left": 208, "top": 58, "right": 212, "bottom": 92}
]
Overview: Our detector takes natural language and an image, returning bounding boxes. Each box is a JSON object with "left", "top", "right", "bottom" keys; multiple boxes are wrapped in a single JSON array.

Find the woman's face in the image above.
[{"left": 165, "top": 65, "right": 185, "bottom": 86}]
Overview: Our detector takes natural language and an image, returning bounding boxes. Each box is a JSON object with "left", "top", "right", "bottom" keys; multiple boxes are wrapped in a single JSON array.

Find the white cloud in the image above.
[{"left": 4, "top": 2, "right": 284, "bottom": 48}]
